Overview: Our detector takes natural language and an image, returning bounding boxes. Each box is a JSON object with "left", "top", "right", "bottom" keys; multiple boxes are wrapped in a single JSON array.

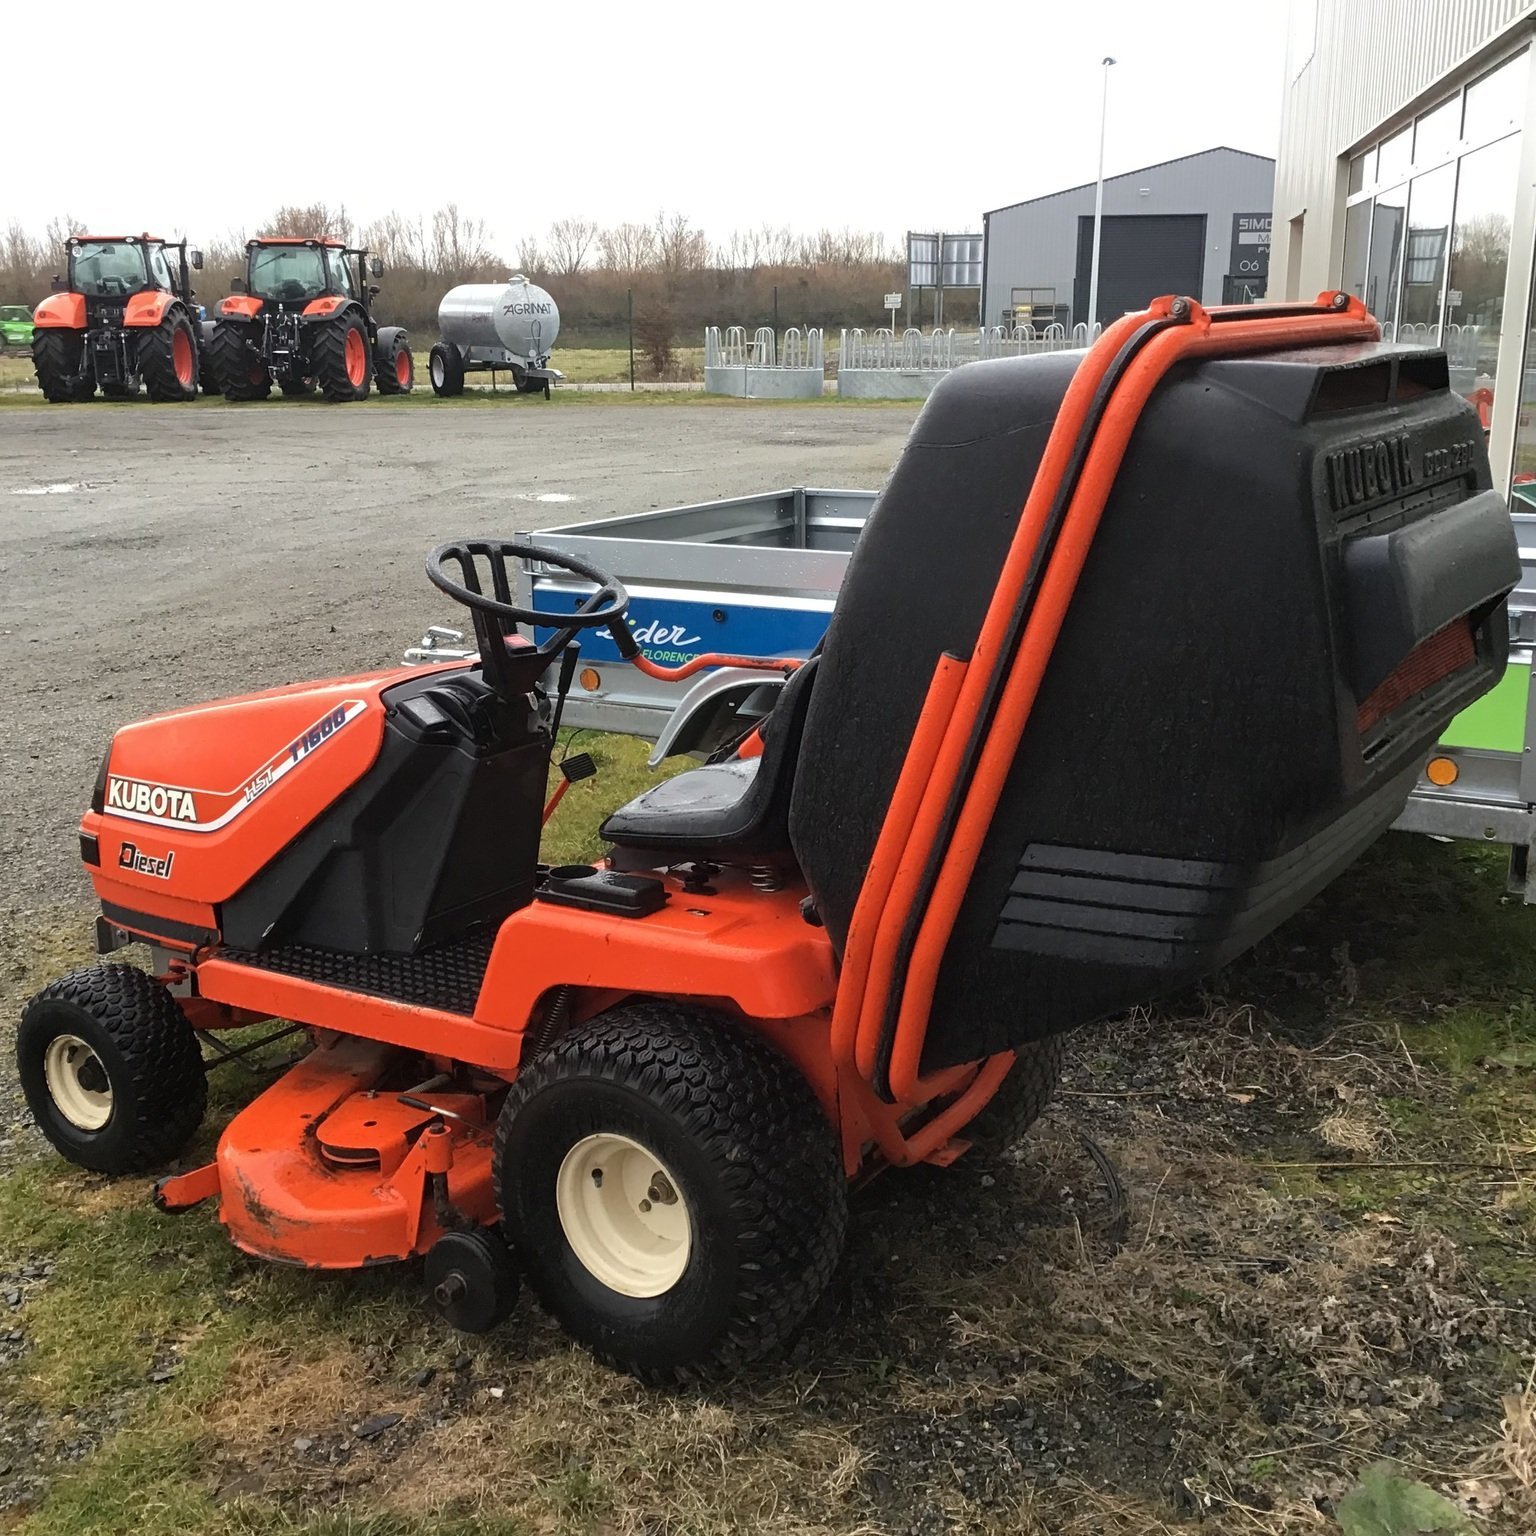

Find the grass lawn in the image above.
[{"left": 1, "top": 736, "right": 1534, "bottom": 1534}]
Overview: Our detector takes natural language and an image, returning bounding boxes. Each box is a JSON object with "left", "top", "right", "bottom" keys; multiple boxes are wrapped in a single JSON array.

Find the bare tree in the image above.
[
  {"left": 429, "top": 204, "right": 496, "bottom": 275},
  {"left": 265, "top": 203, "right": 353, "bottom": 241},
  {"left": 654, "top": 210, "right": 708, "bottom": 274},
  {"left": 546, "top": 217, "right": 598, "bottom": 277},
  {"left": 598, "top": 221, "right": 658, "bottom": 272}
]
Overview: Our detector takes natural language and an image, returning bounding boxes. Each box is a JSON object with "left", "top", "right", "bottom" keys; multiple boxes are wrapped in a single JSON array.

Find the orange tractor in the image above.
[
  {"left": 15, "top": 296, "right": 1520, "bottom": 1378},
  {"left": 31, "top": 234, "right": 208, "bottom": 403},
  {"left": 209, "top": 236, "right": 412, "bottom": 402}
]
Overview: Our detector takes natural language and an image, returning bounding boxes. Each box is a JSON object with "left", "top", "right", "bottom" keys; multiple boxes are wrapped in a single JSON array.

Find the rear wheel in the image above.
[
  {"left": 374, "top": 330, "right": 414, "bottom": 395},
  {"left": 313, "top": 311, "right": 371, "bottom": 402},
  {"left": 33, "top": 329, "right": 93, "bottom": 402},
  {"left": 18, "top": 965, "right": 207, "bottom": 1174},
  {"left": 964, "top": 1032, "right": 1067, "bottom": 1150},
  {"left": 209, "top": 320, "right": 271, "bottom": 400},
  {"left": 494, "top": 1002, "right": 846, "bottom": 1380},
  {"left": 198, "top": 321, "right": 220, "bottom": 396},
  {"left": 429, "top": 342, "right": 465, "bottom": 397},
  {"left": 138, "top": 310, "right": 199, "bottom": 402}
]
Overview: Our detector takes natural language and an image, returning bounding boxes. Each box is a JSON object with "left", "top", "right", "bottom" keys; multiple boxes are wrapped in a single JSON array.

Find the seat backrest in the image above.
[{"left": 789, "top": 344, "right": 1513, "bottom": 1072}]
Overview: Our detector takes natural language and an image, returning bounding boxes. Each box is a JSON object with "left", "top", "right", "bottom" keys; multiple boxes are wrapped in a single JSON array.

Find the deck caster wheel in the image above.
[{"left": 425, "top": 1229, "right": 519, "bottom": 1334}]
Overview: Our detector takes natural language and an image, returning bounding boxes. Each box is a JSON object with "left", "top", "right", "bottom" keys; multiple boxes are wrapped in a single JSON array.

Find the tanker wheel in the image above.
[
  {"left": 428, "top": 342, "right": 464, "bottom": 397},
  {"left": 513, "top": 366, "right": 544, "bottom": 395},
  {"left": 963, "top": 1032, "right": 1067, "bottom": 1150},
  {"left": 33, "top": 330, "right": 93, "bottom": 402},
  {"left": 209, "top": 321, "right": 271, "bottom": 400},
  {"left": 374, "top": 332, "right": 414, "bottom": 395},
  {"left": 279, "top": 378, "right": 316, "bottom": 397},
  {"left": 138, "top": 311, "right": 199, "bottom": 402},
  {"left": 17, "top": 965, "right": 207, "bottom": 1175},
  {"left": 313, "top": 312, "right": 371, "bottom": 402},
  {"left": 494, "top": 1001, "right": 846, "bottom": 1382}
]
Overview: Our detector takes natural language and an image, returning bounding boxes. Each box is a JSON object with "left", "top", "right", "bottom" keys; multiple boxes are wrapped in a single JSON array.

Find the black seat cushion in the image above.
[{"left": 601, "top": 658, "right": 818, "bottom": 857}]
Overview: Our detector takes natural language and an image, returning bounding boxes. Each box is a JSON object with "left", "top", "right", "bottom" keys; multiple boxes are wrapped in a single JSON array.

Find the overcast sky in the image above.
[{"left": 9, "top": 0, "right": 1288, "bottom": 255}]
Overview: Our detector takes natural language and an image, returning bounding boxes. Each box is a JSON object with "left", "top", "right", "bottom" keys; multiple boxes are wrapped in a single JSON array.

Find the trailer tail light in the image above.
[
  {"left": 1425, "top": 755, "right": 1460, "bottom": 786},
  {"left": 1355, "top": 620, "right": 1476, "bottom": 739}
]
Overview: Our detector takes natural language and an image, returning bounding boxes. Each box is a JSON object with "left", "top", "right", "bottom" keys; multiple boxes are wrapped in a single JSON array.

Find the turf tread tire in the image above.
[
  {"left": 33, "top": 329, "right": 92, "bottom": 402},
  {"left": 494, "top": 1002, "right": 846, "bottom": 1381},
  {"left": 209, "top": 320, "right": 271, "bottom": 400},
  {"left": 964, "top": 1031, "right": 1067, "bottom": 1149},
  {"left": 18, "top": 964, "right": 207, "bottom": 1174},
  {"left": 312, "top": 312, "right": 371, "bottom": 402},
  {"left": 137, "top": 310, "right": 199, "bottom": 402}
]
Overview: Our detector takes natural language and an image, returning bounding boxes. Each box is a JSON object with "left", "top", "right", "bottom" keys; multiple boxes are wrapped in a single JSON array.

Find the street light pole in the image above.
[{"left": 1087, "top": 55, "right": 1116, "bottom": 336}]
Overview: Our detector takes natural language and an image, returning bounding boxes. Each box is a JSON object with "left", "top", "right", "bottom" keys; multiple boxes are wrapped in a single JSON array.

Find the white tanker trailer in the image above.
[{"left": 428, "top": 275, "right": 563, "bottom": 398}]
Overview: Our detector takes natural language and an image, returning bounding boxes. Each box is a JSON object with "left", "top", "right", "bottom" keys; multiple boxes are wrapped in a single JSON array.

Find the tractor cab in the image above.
[{"left": 240, "top": 238, "right": 374, "bottom": 311}]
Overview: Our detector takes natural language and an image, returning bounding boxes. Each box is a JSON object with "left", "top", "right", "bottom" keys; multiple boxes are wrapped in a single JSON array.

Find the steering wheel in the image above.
[{"left": 426, "top": 538, "right": 634, "bottom": 693}]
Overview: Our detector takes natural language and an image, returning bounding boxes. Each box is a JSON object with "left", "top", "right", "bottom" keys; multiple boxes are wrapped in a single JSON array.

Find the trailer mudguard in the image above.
[
  {"left": 794, "top": 298, "right": 1519, "bottom": 1086},
  {"left": 124, "top": 291, "right": 178, "bottom": 328},
  {"left": 32, "top": 292, "right": 85, "bottom": 329}
]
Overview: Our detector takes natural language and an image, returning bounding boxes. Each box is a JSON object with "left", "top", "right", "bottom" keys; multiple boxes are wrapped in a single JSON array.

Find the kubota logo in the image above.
[{"left": 106, "top": 777, "right": 198, "bottom": 823}]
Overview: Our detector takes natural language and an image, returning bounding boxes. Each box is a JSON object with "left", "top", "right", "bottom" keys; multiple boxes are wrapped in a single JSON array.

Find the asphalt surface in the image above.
[{"left": 0, "top": 399, "right": 915, "bottom": 918}]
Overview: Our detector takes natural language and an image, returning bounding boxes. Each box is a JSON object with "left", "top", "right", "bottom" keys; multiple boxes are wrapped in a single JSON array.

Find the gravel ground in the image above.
[{"left": 0, "top": 400, "right": 914, "bottom": 917}]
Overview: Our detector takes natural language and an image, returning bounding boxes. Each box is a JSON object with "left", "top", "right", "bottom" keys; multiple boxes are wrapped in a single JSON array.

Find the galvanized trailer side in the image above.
[{"left": 515, "top": 487, "right": 874, "bottom": 739}]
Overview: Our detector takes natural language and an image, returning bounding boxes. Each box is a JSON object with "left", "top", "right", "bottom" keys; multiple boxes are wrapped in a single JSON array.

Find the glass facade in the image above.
[{"left": 1341, "top": 50, "right": 1526, "bottom": 427}]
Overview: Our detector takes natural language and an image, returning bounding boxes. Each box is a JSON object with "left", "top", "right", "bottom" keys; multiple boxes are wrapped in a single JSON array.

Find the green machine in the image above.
[{"left": 1394, "top": 483, "right": 1536, "bottom": 894}]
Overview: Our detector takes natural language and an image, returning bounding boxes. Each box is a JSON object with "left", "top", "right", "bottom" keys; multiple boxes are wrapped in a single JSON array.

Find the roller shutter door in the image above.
[{"left": 1074, "top": 214, "right": 1206, "bottom": 326}]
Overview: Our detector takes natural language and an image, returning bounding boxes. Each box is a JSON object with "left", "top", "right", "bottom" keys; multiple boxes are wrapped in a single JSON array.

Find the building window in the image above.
[{"left": 1342, "top": 50, "right": 1527, "bottom": 419}]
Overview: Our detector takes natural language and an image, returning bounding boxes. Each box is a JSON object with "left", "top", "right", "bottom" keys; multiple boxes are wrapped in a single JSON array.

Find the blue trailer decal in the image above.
[{"left": 534, "top": 587, "right": 832, "bottom": 664}]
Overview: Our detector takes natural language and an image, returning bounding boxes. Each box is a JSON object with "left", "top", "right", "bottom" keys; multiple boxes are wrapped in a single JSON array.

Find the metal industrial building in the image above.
[
  {"left": 1272, "top": 0, "right": 1535, "bottom": 488},
  {"left": 980, "top": 147, "right": 1275, "bottom": 330}
]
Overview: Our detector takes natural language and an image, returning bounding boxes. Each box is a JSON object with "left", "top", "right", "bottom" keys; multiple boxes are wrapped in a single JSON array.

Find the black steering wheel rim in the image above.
[{"left": 426, "top": 537, "right": 629, "bottom": 630}]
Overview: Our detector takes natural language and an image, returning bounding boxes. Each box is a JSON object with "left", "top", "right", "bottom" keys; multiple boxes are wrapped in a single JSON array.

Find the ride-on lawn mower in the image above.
[
  {"left": 18, "top": 295, "right": 1520, "bottom": 1379},
  {"left": 209, "top": 236, "right": 412, "bottom": 403},
  {"left": 30, "top": 234, "right": 208, "bottom": 403}
]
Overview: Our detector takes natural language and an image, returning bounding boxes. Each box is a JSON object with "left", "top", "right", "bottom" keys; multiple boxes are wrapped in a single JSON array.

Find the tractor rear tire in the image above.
[
  {"left": 963, "top": 1032, "right": 1067, "bottom": 1150},
  {"left": 210, "top": 321, "right": 271, "bottom": 401},
  {"left": 138, "top": 311, "right": 199, "bottom": 402},
  {"left": 33, "top": 329, "right": 93, "bottom": 402},
  {"left": 18, "top": 965, "right": 207, "bottom": 1174},
  {"left": 429, "top": 342, "right": 465, "bottom": 397},
  {"left": 494, "top": 1001, "right": 846, "bottom": 1381},
  {"left": 198, "top": 321, "right": 220, "bottom": 396},
  {"left": 313, "top": 312, "right": 371, "bottom": 402},
  {"left": 374, "top": 331, "right": 414, "bottom": 395}
]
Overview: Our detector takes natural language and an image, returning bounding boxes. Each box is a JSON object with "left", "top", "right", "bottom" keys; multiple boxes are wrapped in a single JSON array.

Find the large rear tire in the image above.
[
  {"left": 429, "top": 342, "right": 465, "bottom": 397},
  {"left": 313, "top": 311, "right": 371, "bottom": 402},
  {"left": 138, "top": 310, "right": 199, "bottom": 402},
  {"left": 33, "top": 329, "right": 93, "bottom": 402},
  {"left": 494, "top": 1002, "right": 846, "bottom": 1381},
  {"left": 18, "top": 965, "right": 207, "bottom": 1174},
  {"left": 209, "top": 320, "right": 271, "bottom": 400}
]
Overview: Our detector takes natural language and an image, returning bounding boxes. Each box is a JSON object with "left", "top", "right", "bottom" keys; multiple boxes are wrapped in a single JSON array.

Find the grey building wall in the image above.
[
  {"left": 1272, "top": 0, "right": 1533, "bottom": 300},
  {"left": 981, "top": 147, "right": 1276, "bottom": 327}
]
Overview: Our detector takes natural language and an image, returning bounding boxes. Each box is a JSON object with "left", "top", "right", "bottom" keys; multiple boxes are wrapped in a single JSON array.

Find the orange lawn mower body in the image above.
[
  {"left": 206, "top": 235, "right": 412, "bottom": 404},
  {"left": 18, "top": 295, "right": 1520, "bottom": 1378},
  {"left": 31, "top": 233, "right": 209, "bottom": 403}
]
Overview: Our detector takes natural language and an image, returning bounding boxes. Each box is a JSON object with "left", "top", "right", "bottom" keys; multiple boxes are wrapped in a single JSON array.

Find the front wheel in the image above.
[
  {"left": 313, "top": 311, "right": 371, "bottom": 402},
  {"left": 494, "top": 1002, "right": 846, "bottom": 1381},
  {"left": 18, "top": 965, "right": 208, "bottom": 1174},
  {"left": 374, "top": 328, "right": 414, "bottom": 395},
  {"left": 138, "top": 310, "right": 199, "bottom": 402},
  {"left": 963, "top": 1032, "right": 1067, "bottom": 1150},
  {"left": 209, "top": 320, "right": 271, "bottom": 400}
]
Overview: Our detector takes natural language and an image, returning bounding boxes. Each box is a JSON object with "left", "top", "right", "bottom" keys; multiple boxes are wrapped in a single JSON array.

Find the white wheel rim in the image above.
[
  {"left": 555, "top": 1133, "right": 691, "bottom": 1297},
  {"left": 43, "top": 1033, "right": 113, "bottom": 1131},
  {"left": 431, "top": 356, "right": 445, "bottom": 387}
]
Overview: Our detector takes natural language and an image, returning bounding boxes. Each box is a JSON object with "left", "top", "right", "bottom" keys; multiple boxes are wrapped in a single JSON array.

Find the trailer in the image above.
[{"left": 407, "top": 482, "right": 1536, "bottom": 894}]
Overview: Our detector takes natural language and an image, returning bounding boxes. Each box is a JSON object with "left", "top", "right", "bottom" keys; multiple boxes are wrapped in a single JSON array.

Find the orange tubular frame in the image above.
[{"left": 830, "top": 293, "right": 1378, "bottom": 1161}]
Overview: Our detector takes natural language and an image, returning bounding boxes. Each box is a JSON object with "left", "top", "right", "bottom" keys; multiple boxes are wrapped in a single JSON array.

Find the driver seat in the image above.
[{"left": 600, "top": 658, "right": 818, "bottom": 858}]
